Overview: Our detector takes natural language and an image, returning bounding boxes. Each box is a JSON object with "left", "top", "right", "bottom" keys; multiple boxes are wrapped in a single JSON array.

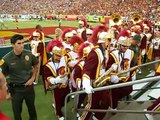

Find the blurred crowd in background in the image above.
[{"left": 0, "top": 0, "right": 160, "bottom": 22}]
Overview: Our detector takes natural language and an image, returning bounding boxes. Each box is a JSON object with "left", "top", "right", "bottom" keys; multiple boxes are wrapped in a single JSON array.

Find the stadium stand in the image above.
[{"left": 0, "top": 0, "right": 159, "bottom": 22}]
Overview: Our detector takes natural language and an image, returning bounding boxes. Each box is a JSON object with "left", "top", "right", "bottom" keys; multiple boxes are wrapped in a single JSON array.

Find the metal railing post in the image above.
[{"left": 64, "top": 76, "right": 160, "bottom": 120}]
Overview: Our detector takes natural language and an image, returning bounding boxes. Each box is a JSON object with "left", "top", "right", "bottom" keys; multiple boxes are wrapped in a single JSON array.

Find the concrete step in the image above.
[
  {"left": 148, "top": 81, "right": 160, "bottom": 99},
  {"left": 103, "top": 100, "right": 160, "bottom": 120}
]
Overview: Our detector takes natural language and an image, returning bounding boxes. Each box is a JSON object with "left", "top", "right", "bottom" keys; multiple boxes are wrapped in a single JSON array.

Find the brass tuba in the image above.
[
  {"left": 110, "top": 12, "right": 122, "bottom": 26},
  {"left": 130, "top": 14, "right": 142, "bottom": 24}
]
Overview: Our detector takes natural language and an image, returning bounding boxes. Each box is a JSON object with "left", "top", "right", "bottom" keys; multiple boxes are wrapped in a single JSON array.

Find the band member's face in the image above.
[
  {"left": 53, "top": 54, "right": 61, "bottom": 62},
  {"left": 66, "top": 38, "right": 71, "bottom": 44},
  {"left": 73, "top": 43, "right": 79, "bottom": 53},
  {"left": 86, "top": 34, "right": 92, "bottom": 40},
  {"left": 79, "top": 24, "right": 83, "bottom": 28},
  {"left": 33, "top": 36, "right": 39, "bottom": 40},
  {"left": 120, "top": 45, "right": 129, "bottom": 52},
  {"left": 104, "top": 38, "right": 111, "bottom": 49}
]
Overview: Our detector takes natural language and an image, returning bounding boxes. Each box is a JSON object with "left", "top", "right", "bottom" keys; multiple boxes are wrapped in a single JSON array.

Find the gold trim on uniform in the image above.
[{"left": 95, "top": 50, "right": 101, "bottom": 80}]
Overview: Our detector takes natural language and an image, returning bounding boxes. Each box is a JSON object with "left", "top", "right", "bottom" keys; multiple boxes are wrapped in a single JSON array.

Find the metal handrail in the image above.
[
  {"left": 77, "top": 109, "right": 160, "bottom": 114},
  {"left": 64, "top": 76, "right": 160, "bottom": 120}
]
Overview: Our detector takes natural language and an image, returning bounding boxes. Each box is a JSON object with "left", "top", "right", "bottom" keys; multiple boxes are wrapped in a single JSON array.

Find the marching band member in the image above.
[
  {"left": 81, "top": 25, "right": 111, "bottom": 120},
  {"left": 144, "top": 64, "right": 160, "bottom": 120},
  {"left": 106, "top": 30, "right": 135, "bottom": 109},
  {"left": 85, "top": 28, "right": 93, "bottom": 43},
  {"left": 29, "top": 24, "right": 47, "bottom": 66},
  {"left": 68, "top": 35, "right": 84, "bottom": 68},
  {"left": 130, "top": 34, "right": 141, "bottom": 66},
  {"left": 29, "top": 25, "right": 45, "bottom": 42},
  {"left": 143, "top": 21, "right": 152, "bottom": 52},
  {"left": 77, "top": 19, "right": 88, "bottom": 41},
  {"left": 85, "top": 28, "right": 94, "bottom": 47},
  {"left": 72, "top": 42, "right": 93, "bottom": 110},
  {"left": 147, "top": 30, "right": 160, "bottom": 76},
  {"left": 55, "top": 28, "right": 63, "bottom": 41},
  {"left": 130, "top": 23, "right": 146, "bottom": 73},
  {"left": 43, "top": 40, "right": 69, "bottom": 120},
  {"left": 61, "top": 29, "right": 73, "bottom": 53},
  {"left": 30, "top": 31, "right": 45, "bottom": 84},
  {"left": 72, "top": 42, "right": 92, "bottom": 90},
  {"left": 108, "top": 27, "right": 119, "bottom": 51},
  {"left": 65, "top": 35, "right": 83, "bottom": 92}
]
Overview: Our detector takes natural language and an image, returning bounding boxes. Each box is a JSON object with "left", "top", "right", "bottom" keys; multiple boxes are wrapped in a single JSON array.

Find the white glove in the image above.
[
  {"left": 142, "top": 49, "right": 146, "bottom": 56},
  {"left": 60, "top": 75, "right": 68, "bottom": 85},
  {"left": 100, "top": 69, "right": 105, "bottom": 75},
  {"left": 49, "top": 76, "right": 61, "bottom": 84},
  {"left": 77, "top": 80, "right": 81, "bottom": 89},
  {"left": 84, "top": 86, "right": 93, "bottom": 94},
  {"left": 69, "top": 59, "right": 79, "bottom": 67},
  {"left": 132, "top": 74, "right": 136, "bottom": 81},
  {"left": 82, "top": 77, "right": 93, "bottom": 94},
  {"left": 110, "top": 75, "right": 119, "bottom": 83},
  {"left": 111, "top": 63, "right": 118, "bottom": 71}
]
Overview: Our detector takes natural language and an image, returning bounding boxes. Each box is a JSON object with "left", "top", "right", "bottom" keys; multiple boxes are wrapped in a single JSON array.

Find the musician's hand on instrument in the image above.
[
  {"left": 142, "top": 49, "right": 146, "bottom": 56},
  {"left": 110, "top": 75, "right": 119, "bottom": 83},
  {"left": 84, "top": 85, "right": 93, "bottom": 94},
  {"left": 49, "top": 76, "right": 61, "bottom": 84},
  {"left": 68, "top": 59, "right": 79, "bottom": 67},
  {"left": 111, "top": 63, "right": 118, "bottom": 71},
  {"left": 60, "top": 75, "right": 68, "bottom": 85},
  {"left": 77, "top": 80, "right": 81, "bottom": 89},
  {"left": 82, "top": 77, "right": 93, "bottom": 94},
  {"left": 132, "top": 74, "right": 136, "bottom": 81}
]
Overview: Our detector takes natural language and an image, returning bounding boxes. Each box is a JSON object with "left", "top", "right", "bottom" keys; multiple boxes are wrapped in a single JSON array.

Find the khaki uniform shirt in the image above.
[{"left": 0, "top": 49, "right": 38, "bottom": 84}]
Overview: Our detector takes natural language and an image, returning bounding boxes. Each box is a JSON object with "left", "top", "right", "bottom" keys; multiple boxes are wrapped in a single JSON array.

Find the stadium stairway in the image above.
[
  {"left": 104, "top": 100, "right": 160, "bottom": 120},
  {"left": 103, "top": 80, "right": 160, "bottom": 120}
]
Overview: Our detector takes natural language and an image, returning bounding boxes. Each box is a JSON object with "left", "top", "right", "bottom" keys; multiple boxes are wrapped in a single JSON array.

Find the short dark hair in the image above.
[
  {"left": 133, "top": 34, "right": 141, "bottom": 43},
  {"left": 10, "top": 34, "right": 24, "bottom": 44},
  {"left": 35, "top": 24, "right": 42, "bottom": 31}
]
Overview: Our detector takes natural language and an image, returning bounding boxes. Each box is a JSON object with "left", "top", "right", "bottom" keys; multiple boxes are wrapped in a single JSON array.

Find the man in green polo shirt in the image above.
[
  {"left": 130, "top": 34, "right": 141, "bottom": 66},
  {"left": 0, "top": 34, "right": 38, "bottom": 120}
]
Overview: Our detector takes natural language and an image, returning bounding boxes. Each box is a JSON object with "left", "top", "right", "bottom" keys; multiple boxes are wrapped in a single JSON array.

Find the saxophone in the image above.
[
  {"left": 95, "top": 65, "right": 139, "bottom": 87},
  {"left": 93, "top": 65, "right": 115, "bottom": 88},
  {"left": 93, "top": 59, "right": 160, "bottom": 88}
]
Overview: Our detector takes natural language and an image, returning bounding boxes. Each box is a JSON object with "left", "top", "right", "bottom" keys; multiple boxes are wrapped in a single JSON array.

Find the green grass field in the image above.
[
  {"left": 1, "top": 19, "right": 100, "bottom": 44},
  {"left": 2, "top": 19, "right": 100, "bottom": 30},
  {"left": 1, "top": 79, "right": 57, "bottom": 120}
]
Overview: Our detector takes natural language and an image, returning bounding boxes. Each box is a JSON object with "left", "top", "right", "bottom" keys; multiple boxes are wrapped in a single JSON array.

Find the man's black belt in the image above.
[{"left": 9, "top": 83, "right": 26, "bottom": 88}]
